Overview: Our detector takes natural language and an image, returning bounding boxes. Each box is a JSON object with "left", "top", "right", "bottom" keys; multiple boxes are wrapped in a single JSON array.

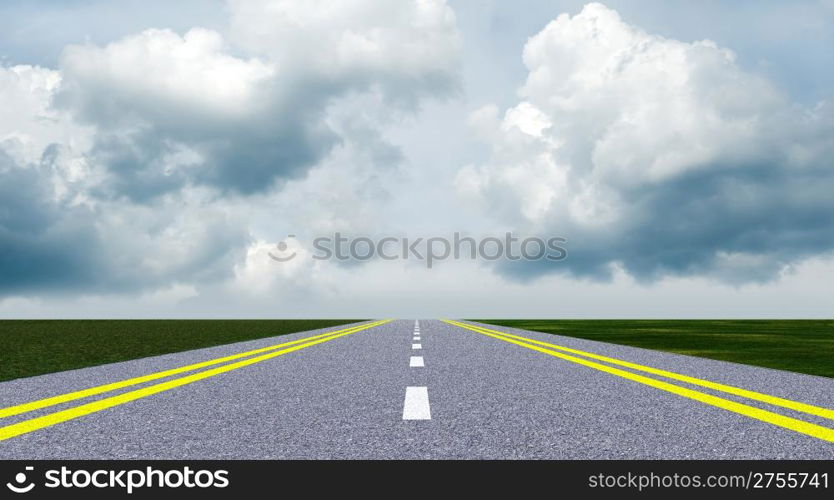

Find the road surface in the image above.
[{"left": 1, "top": 319, "right": 833, "bottom": 459}]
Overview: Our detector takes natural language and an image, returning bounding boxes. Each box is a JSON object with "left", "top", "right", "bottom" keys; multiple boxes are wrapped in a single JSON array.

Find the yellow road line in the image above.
[
  {"left": 0, "top": 320, "right": 390, "bottom": 441},
  {"left": 444, "top": 320, "right": 834, "bottom": 443},
  {"left": 446, "top": 320, "right": 834, "bottom": 421},
  {"left": 0, "top": 320, "right": 388, "bottom": 420}
]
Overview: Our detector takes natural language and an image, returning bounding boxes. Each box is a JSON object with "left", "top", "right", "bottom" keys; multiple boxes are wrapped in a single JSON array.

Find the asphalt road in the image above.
[{"left": 1, "top": 319, "right": 833, "bottom": 459}]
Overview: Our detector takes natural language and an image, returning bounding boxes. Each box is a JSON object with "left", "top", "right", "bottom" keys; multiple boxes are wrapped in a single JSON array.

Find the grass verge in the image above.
[
  {"left": 472, "top": 319, "right": 834, "bottom": 378},
  {"left": 0, "top": 319, "right": 362, "bottom": 382}
]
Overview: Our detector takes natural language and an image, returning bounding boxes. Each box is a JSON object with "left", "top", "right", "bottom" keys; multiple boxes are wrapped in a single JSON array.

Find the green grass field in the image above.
[
  {"left": 474, "top": 319, "right": 834, "bottom": 378},
  {"left": 0, "top": 319, "right": 361, "bottom": 382}
]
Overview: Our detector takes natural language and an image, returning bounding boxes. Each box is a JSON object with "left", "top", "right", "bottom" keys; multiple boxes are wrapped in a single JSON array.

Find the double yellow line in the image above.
[
  {"left": 0, "top": 320, "right": 389, "bottom": 441},
  {"left": 444, "top": 319, "right": 834, "bottom": 443}
]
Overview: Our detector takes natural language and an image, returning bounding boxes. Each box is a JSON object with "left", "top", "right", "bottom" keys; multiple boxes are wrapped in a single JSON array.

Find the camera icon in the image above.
[{"left": 6, "top": 466, "right": 35, "bottom": 493}]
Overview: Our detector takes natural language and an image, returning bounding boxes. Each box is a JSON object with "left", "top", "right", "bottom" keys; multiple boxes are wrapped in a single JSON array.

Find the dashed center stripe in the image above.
[{"left": 403, "top": 387, "right": 431, "bottom": 420}]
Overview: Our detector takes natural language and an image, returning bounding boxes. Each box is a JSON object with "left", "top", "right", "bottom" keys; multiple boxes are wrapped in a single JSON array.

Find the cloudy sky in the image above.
[{"left": 1, "top": 0, "right": 833, "bottom": 318}]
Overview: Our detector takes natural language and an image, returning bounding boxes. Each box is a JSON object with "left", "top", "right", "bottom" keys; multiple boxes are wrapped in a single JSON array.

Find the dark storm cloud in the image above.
[
  {"left": 496, "top": 156, "right": 834, "bottom": 284},
  {"left": 0, "top": 149, "right": 105, "bottom": 293},
  {"left": 0, "top": 146, "right": 249, "bottom": 294},
  {"left": 56, "top": 74, "right": 343, "bottom": 199}
]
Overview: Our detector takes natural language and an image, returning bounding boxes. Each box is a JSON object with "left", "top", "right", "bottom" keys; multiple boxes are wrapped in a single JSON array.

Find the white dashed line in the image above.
[
  {"left": 404, "top": 323, "right": 428, "bottom": 420},
  {"left": 402, "top": 386, "right": 431, "bottom": 420}
]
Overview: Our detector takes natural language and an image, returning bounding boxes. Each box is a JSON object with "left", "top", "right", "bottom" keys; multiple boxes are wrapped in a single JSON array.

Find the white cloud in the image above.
[
  {"left": 60, "top": 28, "right": 274, "bottom": 122},
  {"left": 232, "top": 238, "right": 312, "bottom": 294},
  {"left": 228, "top": 0, "right": 460, "bottom": 97},
  {"left": 0, "top": 65, "right": 92, "bottom": 166},
  {"left": 458, "top": 3, "right": 834, "bottom": 281}
]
